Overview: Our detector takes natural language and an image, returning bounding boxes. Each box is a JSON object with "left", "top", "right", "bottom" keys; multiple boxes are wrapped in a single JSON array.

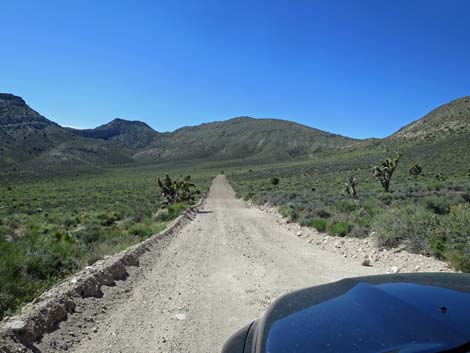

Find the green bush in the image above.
[
  {"left": 314, "top": 208, "right": 331, "bottom": 218},
  {"left": 327, "top": 221, "right": 352, "bottom": 237},
  {"left": 371, "top": 204, "right": 435, "bottom": 252},
  {"left": 155, "top": 202, "right": 189, "bottom": 222},
  {"left": 279, "top": 203, "right": 298, "bottom": 221},
  {"left": 423, "top": 196, "right": 451, "bottom": 215},
  {"left": 309, "top": 219, "right": 327, "bottom": 232},
  {"left": 427, "top": 181, "right": 445, "bottom": 191},
  {"left": 430, "top": 204, "right": 470, "bottom": 272},
  {"left": 335, "top": 200, "right": 356, "bottom": 213},
  {"left": 128, "top": 223, "right": 154, "bottom": 238}
]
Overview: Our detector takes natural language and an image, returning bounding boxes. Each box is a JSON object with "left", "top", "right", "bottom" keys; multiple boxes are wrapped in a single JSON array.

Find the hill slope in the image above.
[
  {"left": 391, "top": 96, "right": 470, "bottom": 141},
  {"left": 135, "top": 117, "right": 356, "bottom": 162}
]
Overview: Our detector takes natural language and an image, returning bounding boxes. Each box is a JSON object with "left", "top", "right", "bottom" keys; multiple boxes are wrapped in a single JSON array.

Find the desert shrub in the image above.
[
  {"left": 335, "top": 199, "right": 356, "bottom": 213},
  {"left": 423, "top": 196, "right": 451, "bottom": 215},
  {"left": 427, "top": 181, "right": 445, "bottom": 191},
  {"left": 309, "top": 219, "right": 327, "bottom": 232},
  {"left": 78, "top": 224, "right": 104, "bottom": 244},
  {"left": 155, "top": 202, "right": 189, "bottom": 222},
  {"left": 378, "top": 193, "right": 394, "bottom": 205},
  {"left": 371, "top": 204, "right": 435, "bottom": 252},
  {"left": 361, "top": 197, "right": 381, "bottom": 216},
  {"left": 63, "top": 215, "right": 80, "bottom": 229},
  {"left": 243, "top": 192, "right": 255, "bottom": 201},
  {"left": 327, "top": 221, "right": 352, "bottom": 237},
  {"left": 462, "top": 193, "right": 470, "bottom": 203},
  {"left": 97, "top": 211, "right": 117, "bottom": 226},
  {"left": 128, "top": 223, "right": 154, "bottom": 238},
  {"left": 349, "top": 225, "right": 369, "bottom": 238},
  {"left": 314, "top": 208, "right": 331, "bottom": 218},
  {"left": 131, "top": 205, "right": 150, "bottom": 223},
  {"left": 279, "top": 203, "right": 298, "bottom": 221},
  {"left": 430, "top": 204, "right": 470, "bottom": 272}
]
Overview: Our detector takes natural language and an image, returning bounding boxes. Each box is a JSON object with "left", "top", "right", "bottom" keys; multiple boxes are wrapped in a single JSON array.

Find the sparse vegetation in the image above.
[
  {"left": 229, "top": 140, "right": 470, "bottom": 273},
  {"left": 0, "top": 166, "right": 208, "bottom": 319}
]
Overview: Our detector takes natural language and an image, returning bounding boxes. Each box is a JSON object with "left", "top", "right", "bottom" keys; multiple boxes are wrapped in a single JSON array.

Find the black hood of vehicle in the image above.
[{"left": 223, "top": 273, "right": 470, "bottom": 353}]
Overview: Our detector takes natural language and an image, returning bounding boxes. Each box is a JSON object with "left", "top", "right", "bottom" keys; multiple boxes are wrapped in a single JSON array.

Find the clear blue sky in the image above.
[{"left": 1, "top": 0, "right": 469, "bottom": 138}]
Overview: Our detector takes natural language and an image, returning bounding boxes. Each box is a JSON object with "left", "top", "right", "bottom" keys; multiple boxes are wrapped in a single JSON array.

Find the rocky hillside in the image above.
[
  {"left": 0, "top": 94, "right": 71, "bottom": 168},
  {"left": 0, "top": 95, "right": 132, "bottom": 170}
]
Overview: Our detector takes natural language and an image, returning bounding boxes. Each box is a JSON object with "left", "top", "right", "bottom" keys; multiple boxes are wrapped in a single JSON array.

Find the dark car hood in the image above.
[{"left": 232, "top": 273, "right": 470, "bottom": 353}]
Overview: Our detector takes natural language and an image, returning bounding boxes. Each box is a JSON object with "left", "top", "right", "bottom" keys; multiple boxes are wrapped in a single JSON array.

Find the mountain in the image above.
[
  {"left": 0, "top": 94, "right": 71, "bottom": 168},
  {"left": 66, "top": 118, "right": 161, "bottom": 149},
  {"left": 0, "top": 94, "right": 132, "bottom": 169},
  {"left": 360, "top": 96, "right": 470, "bottom": 176},
  {"left": 390, "top": 96, "right": 470, "bottom": 141},
  {"left": 1, "top": 93, "right": 470, "bottom": 173},
  {"left": 135, "top": 117, "right": 356, "bottom": 162}
]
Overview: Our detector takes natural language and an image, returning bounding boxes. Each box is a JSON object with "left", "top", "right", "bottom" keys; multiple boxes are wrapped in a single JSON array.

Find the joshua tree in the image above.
[
  {"left": 271, "top": 176, "right": 280, "bottom": 186},
  {"left": 409, "top": 163, "right": 423, "bottom": 177},
  {"left": 158, "top": 174, "right": 200, "bottom": 205},
  {"left": 344, "top": 176, "right": 358, "bottom": 199},
  {"left": 158, "top": 174, "right": 177, "bottom": 204},
  {"left": 372, "top": 153, "right": 401, "bottom": 193}
]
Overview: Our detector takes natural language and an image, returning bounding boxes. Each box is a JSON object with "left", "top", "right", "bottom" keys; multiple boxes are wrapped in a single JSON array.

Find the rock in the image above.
[
  {"left": 175, "top": 313, "right": 187, "bottom": 321},
  {"left": 296, "top": 231, "right": 303, "bottom": 237},
  {"left": 361, "top": 259, "right": 371, "bottom": 267},
  {"left": 414, "top": 265, "right": 420, "bottom": 271},
  {"left": 390, "top": 266, "right": 400, "bottom": 274},
  {"left": 92, "top": 327, "right": 98, "bottom": 333},
  {"left": 4, "top": 319, "right": 27, "bottom": 332}
]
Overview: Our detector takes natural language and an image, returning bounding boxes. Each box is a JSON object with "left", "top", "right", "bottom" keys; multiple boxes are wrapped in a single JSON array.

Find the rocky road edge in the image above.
[
  {"left": 248, "top": 201, "right": 453, "bottom": 274},
  {"left": 0, "top": 198, "right": 205, "bottom": 353}
]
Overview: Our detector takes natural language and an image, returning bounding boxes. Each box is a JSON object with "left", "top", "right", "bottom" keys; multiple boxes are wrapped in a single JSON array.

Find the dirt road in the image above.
[{"left": 41, "top": 175, "right": 383, "bottom": 353}]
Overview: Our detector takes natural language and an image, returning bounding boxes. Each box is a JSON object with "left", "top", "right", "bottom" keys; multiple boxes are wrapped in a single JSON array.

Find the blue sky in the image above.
[{"left": 1, "top": 0, "right": 469, "bottom": 138}]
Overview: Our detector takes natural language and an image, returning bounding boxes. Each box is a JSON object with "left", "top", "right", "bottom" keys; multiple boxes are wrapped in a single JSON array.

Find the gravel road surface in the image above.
[{"left": 41, "top": 175, "right": 383, "bottom": 353}]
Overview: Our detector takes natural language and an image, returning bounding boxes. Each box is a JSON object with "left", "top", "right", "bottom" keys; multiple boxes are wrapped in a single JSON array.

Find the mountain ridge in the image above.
[{"left": 1, "top": 93, "right": 470, "bottom": 171}]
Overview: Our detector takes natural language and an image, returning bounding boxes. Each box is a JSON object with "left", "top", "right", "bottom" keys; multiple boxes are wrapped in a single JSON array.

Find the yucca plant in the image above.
[{"left": 372, "top": 153, "right": 401, "bottom": 192}]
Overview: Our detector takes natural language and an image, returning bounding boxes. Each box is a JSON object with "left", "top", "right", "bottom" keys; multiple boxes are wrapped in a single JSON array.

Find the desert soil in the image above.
[{"left": 37, "top": 175, "right": 450, "bottom": 353}]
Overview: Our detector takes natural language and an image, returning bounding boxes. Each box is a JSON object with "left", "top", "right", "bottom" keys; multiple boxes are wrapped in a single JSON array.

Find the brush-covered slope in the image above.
[
  {"left": 67, "top": 118, "right": 160, "bottom": 149},
  {"left": 135, "top": 117, "right": 356, "bottom": 162},
  {"left": 391, "top": 96, "right": 470, "bottom": 141},
  {"left": 350, "top": 96, "right": 470, "bottom": 176}
]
